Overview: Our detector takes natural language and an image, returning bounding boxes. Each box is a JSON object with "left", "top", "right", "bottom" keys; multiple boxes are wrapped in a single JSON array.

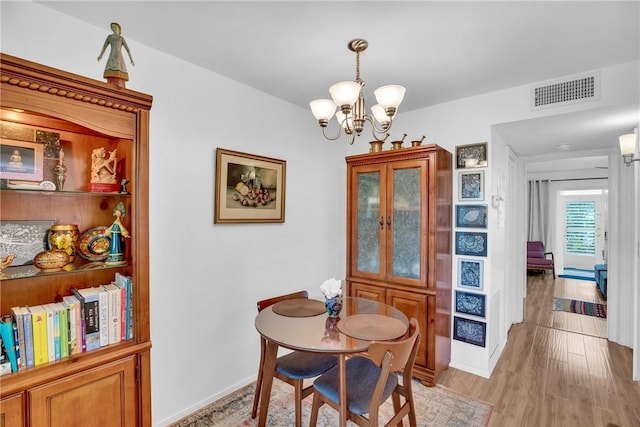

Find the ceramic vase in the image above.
[
  {"left": 48, "top": 224, "right": 79, "bottom": 262},
  {"left": 325, "top": 296, "right": 343, "bottom": 318}
]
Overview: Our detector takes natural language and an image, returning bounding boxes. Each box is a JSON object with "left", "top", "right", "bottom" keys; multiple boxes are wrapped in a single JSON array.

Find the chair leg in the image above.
[
  {"left": 251, "top": 339, "right": 267, "bottom": 419},
  {"left": 294, "top": 380, "right": 303, "bottom": 427},
  {"left": 309, "top": 390, "right": 322, "bottom": 427},
  {"left": 405, "top": 385, "right": 417, "bottom": 427},
  {"left": 391, "top": 393, "right": 402, "bottom": 427}
]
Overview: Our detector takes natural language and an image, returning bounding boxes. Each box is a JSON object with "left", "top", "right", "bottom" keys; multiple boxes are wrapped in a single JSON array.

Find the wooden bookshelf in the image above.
[{"left": 0, "top": 53, "right": 152, "bottom": 426}]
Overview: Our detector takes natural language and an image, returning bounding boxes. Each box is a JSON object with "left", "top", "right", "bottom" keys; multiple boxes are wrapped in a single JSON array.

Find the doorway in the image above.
[{"left": 559, "top": 189, "right": 607, "bottom": 271}]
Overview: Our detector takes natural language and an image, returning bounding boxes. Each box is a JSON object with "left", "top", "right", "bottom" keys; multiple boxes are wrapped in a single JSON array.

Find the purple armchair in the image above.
[{"left": 527, "top": 241, "right": 555, "bottom": 278}]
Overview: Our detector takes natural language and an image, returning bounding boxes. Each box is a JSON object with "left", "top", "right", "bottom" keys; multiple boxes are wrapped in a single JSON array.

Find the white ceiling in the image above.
[{"left": 37, "top": 1, "right": 640, "bottom": 167}]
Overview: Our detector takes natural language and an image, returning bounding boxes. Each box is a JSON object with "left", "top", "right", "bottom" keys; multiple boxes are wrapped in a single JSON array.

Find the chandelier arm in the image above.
[
  {"left": 321, "top": 124, "right": 344, "bottom": 141},
  {"left": 364, "top": 115, "right": 390, "bottom": 142}
]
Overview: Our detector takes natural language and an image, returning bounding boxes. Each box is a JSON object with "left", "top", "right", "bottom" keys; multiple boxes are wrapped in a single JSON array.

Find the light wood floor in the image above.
[{"left": 438, "top": 273, "right": 640, "bottom": 426}]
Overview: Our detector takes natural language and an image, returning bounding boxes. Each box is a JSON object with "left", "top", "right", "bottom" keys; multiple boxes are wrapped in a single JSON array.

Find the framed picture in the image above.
[
  {"left": 456, "top": 142, "right": 487, "bottom": 169},
  {"left": 458, "top": 170, "right": 484, "bottom": 201},
  {"left": 455, "top": 204, "right": 488, "bottom": 228},
  {"left": 455, "top": 231, "right": 487, "bottom": 257},
  {"left": 0, "top": 139, "right": 44, "bottom": 181},
  {"left": 453, "top": 316, "right": 486, "bottom": 347},
  {"left": 0, "top": 220, "right": 55, "bottom": 266},
  {"left": 215, "top": 148, "right": 286, "bottom": 223},
  {"left": 457, "top": 258, "right": 484, "bottom": 290},
  {"left": 455, "top": 290, "right": 486, "bottom": 318}
]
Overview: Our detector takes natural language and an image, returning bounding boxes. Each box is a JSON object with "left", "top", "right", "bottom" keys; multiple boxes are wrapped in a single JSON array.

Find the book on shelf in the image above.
[
  {"left": 96, "top": 287, "right": 109, "bottom": 347},
  {"left": 114, "top": 282, "right": 127, "bottom": 341},
  {"left": 71, "top": 287, "right": 100, "bottom": 351},
  {"left": 115, "top": 273, "right": 134, "bottom": 340},
  {"left": 62, "top": 295, "right": 81, "bottom": 355},
  {"left": 69, "top": 290, "right": 87, "bottom": 352},
  {"left": 28, "top": 305, "right": 48, "bottom": 366},
  {"left": 0, "top": 334, "right": 11, "bottom": 376},
  {"left": 21, "top": 307, "right": 35, "bottom": 368},
  {"left": 43, "top": 304, "right": 58, "bottom": 362},
  {"left": 12, "top": 315, "right": 21, "bottom": 370},
  {"left": 102, "top": 283, "right": 122, "bottom": 344},
  {"left": 10, "top": 307, "right": 25, "bottom": 370},
  {"left": 0, "top": 315, "right": 18, "bottom": 372},
  {"left": 57, "top": 302, "right": 69, "bottom": 359}
]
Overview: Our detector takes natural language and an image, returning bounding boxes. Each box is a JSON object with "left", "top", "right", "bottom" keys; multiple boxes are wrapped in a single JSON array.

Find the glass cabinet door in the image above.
[
  {"left": 387, "top": 161, "right": 426, "bottom": 283},
  {"left": 353, "top": 166, "right": 385, "bottom": 278}
]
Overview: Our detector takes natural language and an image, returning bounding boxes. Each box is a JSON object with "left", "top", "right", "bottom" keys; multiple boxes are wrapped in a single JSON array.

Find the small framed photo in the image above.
[
  {"left": 455, "top": 231, "right": 487, "bottom": 257},
  {"left": 458, "top": 170, "right": 484, "bottom": 201},
  {"left": 453, "top": 316, "right": 486, "bottom": 347},
  {"left": 455, "top": 290, "right": 486, "bottom": 318},
  {"left": 215, "top": 148, "right": 286, "bottom": 223},
  {"left": 457, "top": 258, "right": 484, "bottom": 290},
  {"left": 455, "top": 204, "right": 488, "bottom": 228},
  {"left": 0, "top": 139, "right": 44, "bottom": 181},
  {"left": 456, "top": 142, "right": 487, "bottom": 169}
]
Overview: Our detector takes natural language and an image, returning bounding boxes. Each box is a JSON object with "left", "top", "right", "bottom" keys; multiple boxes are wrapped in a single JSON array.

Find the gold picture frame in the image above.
[
  {"left": 215, "top": 148, "right": 286, "bottom": 223},
  {"left": 0, "top": 138, "right": 44, "bottom": 181}
]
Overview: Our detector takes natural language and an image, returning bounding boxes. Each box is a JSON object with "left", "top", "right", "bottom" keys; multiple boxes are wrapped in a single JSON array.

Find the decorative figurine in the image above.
[
  {"left": 0, "top": 254, "right": 16, "bottom": 280},
  {"left": 120, "top": 178, "right": 130, "bottom": 195},
  {"left": 54, "top": 149, "right": 67, "bottom": 191},
  {"left": 97, "top": 22, "right": 135, "bottom": 88},
  {"left": 88, "top": 147, "right": 119, "bottom": 192},
  {"left": 104, "top": 202, "right": 130, "bottom": 266}
]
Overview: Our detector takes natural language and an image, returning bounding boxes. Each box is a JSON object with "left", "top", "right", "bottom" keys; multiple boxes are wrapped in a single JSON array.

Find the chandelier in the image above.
[{"left": 309, "top": 39, "right": 406, "bottom": 145}]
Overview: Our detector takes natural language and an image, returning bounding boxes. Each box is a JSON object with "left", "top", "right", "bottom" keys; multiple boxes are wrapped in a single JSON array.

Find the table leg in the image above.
[
  {"left": 338, "top": 354, "right": 347, "bottom": 427},
  {"left": 257, "top": 340, "right": 279, "bottom": 427}
]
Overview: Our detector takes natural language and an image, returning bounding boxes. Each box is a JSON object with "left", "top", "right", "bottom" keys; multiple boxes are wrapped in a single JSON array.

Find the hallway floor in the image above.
[{"left": 438, "top": 273, "right": 640, "bottom": 426}]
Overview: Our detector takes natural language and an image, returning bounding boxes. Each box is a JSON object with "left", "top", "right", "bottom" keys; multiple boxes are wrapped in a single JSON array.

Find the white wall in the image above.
[{"left": 2, "top": 2, "right": 347, "bottom": 425}]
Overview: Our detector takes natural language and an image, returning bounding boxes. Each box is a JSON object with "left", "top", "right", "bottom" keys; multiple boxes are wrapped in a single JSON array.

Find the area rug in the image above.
[
  {"left": 558, "top": 268, "right": 595, "bottom": 282},
  {"left": 170, "top": 378, "right": 492, "bottom": 427},
  {"left": 553, "top": 297, "right": 607, "bottom": 318}
]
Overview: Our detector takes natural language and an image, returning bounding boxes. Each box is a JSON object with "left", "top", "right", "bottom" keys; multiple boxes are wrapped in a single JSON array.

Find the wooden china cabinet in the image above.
[
  {"left": 345, "top": 144, "right": 452, "bottom": 386},
  {"left": 0, "top": 54, "right": 152, "bottom": 426}
]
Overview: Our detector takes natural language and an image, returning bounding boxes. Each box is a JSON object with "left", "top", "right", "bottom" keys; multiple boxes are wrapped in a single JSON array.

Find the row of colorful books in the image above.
[{"left": 0, "top": 273, "right": 133, "bottom": 375}]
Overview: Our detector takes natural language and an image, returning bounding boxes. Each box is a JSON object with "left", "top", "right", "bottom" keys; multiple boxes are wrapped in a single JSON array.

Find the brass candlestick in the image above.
[{"left": 54, "top": 149, "right": 67, "bottom": 191}]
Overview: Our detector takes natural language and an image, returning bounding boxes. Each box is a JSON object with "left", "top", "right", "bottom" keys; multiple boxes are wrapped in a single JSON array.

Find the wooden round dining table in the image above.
[{"left": 254, "top": 296, "right": 409, "bottom": 427}]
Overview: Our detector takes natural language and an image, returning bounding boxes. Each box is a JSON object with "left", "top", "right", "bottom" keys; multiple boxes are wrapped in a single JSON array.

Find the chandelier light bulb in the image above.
[
  {"left": 329, "top": 81, "right": 361, "bottom": 108},
  {"left": 374, "top": 85, "right": 406, "bottom": 111},
  {"left": 335, "top": 110, "right": 354, "bottom": 133},
  {"left": 310, "top": 99, "right": 337, "bottom": 122},
  {"left": 371, "top": 104, "right": 389, "bottom": 125}
]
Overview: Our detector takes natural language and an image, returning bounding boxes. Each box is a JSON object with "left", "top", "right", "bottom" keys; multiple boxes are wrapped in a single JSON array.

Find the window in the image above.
[{"left": 565, "top": 200, "right": 596, "bottom": 255}]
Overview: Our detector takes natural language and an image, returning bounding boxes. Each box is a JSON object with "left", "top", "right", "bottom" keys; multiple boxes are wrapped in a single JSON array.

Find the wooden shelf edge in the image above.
[{"left": 0, "top": 340, "right": 152, "bottom": 397}]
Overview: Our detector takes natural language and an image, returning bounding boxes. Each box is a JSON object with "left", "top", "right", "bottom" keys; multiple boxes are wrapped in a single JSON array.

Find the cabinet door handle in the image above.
[
  {"left": 387, "top": 216, "right": 392, "bottom": 229},
  {"left": 379, "top": 217, "right": 385, "bottom": 229}
]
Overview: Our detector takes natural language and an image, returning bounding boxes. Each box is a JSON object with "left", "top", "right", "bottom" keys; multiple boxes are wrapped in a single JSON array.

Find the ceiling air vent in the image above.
[{"left": 531, "top": 71, "right": 600, "bottom": 110}]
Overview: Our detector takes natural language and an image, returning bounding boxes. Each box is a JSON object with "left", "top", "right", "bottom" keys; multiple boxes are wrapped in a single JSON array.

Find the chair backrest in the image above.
[
  {"left": 367, "top": 318, "right": 420, "bottom": 374},
  {"left": 257, "top": 290, "right": 309, "bottom": 312},
  {"left": 527, "top": 241, "right": 546, "bottom": 257}
]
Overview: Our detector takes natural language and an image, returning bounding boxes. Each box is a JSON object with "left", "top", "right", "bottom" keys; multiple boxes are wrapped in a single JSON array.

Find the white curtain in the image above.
[{"left": 528, "top": 180, "right": 550, "bottom": 246}]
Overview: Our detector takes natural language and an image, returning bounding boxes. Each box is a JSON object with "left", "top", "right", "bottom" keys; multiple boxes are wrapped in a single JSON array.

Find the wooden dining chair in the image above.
[
  {"left": 251, "top": 290, "right": 337, "bottom": 427},
  {"left": 309, "top": 318, "right": 420, "bottom": 427}
]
